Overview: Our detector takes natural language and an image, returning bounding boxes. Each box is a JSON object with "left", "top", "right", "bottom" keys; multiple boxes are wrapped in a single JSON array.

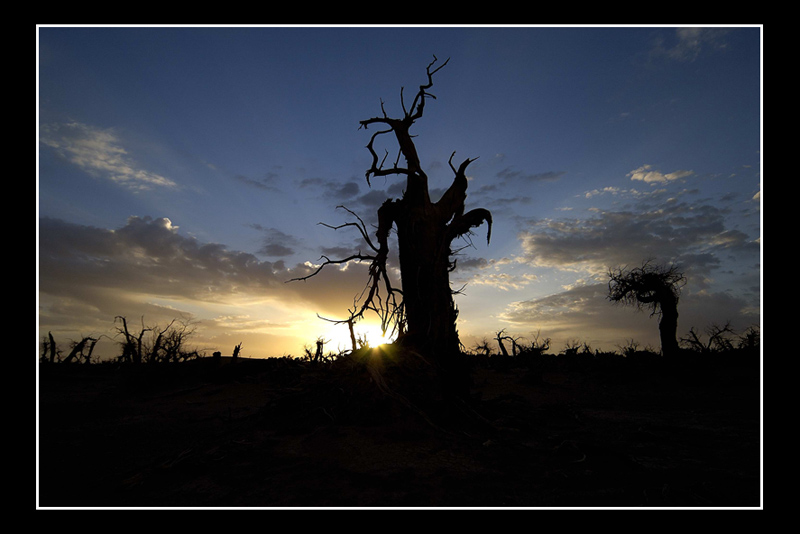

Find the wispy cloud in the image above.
[
  {"left": 39, "top": 122, "right": 177, "bottom": 191},
  {"left": 650, "top": 27, "right": 731, "bottom": 63},
  {"left": 496, "top": 168, "right": 566, "bottom": 183},
  {"left": 233, "top": 171, "right": 282, "bottom": 192}
]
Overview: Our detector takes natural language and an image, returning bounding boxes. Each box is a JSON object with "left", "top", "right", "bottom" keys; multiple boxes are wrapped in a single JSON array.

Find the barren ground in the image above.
[{"left": 38, "top": 351, "right": 761, "bottom": 508}]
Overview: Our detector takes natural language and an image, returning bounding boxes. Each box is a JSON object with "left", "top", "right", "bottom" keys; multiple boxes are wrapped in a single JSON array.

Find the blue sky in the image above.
[{"left": 37, "top": 25, "right": 762, "bottom": 359}]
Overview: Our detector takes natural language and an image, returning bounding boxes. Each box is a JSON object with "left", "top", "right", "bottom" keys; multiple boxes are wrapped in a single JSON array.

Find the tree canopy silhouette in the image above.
[
  {"left": 292, "top": 56, "right": 492, "bottom": 397},
  {"left": 607, "top": 260, "right": 686, "bottom": 358}
]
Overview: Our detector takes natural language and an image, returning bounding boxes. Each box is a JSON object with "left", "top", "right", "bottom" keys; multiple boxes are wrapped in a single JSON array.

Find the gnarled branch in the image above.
[
  {"left": 446, "top": 207, "right": 493, "bottom": 246},
  {"left": 288, "top": 201, "right": 404, "bottom": 338}
]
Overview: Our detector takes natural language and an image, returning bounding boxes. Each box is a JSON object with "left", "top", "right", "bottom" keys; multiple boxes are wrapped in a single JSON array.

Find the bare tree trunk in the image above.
[
  {"left": 658, "top": 293, "right": 680, "bottom": 358},
  {"left": 495, "top": 332, "right": 510, "bottom": 357},
  {"left": 47, "top": 332, "right": 57, "bottom": 363}
]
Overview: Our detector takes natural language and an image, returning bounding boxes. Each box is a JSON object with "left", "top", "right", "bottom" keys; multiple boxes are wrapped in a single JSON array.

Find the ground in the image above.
[{"left": 37, "top": 349, "right": 761, "bottom": 508}]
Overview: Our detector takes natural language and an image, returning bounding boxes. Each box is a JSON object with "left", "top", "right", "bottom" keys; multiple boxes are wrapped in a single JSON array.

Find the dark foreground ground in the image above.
[{"left": 38, "top": 349, "right": 761, "bottom": 508}]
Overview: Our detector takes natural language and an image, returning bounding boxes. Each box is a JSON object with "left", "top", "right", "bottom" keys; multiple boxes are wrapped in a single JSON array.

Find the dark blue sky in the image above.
[{"left": 38, "top": 25, "right": 761, "bottom": 357}]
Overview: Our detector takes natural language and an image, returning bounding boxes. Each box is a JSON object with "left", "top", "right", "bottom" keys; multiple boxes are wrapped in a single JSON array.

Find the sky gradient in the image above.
[{"left": 37, "top": 25, "right": 762, "bottom": 360}]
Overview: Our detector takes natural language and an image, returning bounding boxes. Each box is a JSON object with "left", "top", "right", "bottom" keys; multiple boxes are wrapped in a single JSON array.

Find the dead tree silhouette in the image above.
[
  {"left": 317, "top": 304, "right": 361, "bottom": 354},
  {"left": 608, "top": 260, "right": 686, "bottom": 358},
  {"left": 291, "top": 56, "right": 492, "bottom": 397},
  {"left": 43, "top": 331, "right": 59, "bottom": 363},
  {"left": 62, "top": 336, "right": 98, "bottom": 364},
  {"left": 41, "top": 332, "right": 99, "bottom": 364},
  {"left": 495, "top": 329, "right": 523, "bottom": 357}
]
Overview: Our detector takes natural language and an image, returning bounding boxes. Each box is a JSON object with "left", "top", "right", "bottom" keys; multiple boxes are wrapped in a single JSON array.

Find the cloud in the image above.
[
  {"left": 39, "top": 216, "right": 283, "bottom": 305},
  {"left": 627, "top": 165, "right": 694, "bottom": 184},
  {"left": 233, "top": 172, "right": 282, "bottom": 192},
  {"left": 497, "top": 168, "right": 566, "bottom": 183},
  {"left": 650, "top": 27, "right": 731, "bottom": 63},
  {"left": 247, "top": 224, "right": 302, "bottom": 257},
  {"left": 39, "top": 122, "right": 177, "bottom": 191},
  {"left": 464, "top": 272, "right": 537, "bottom": 292},
  {"left": 298, "top": 177, "right": 361, "bottom": 201},
  {"left": 516, "top": 198, "right": 759, "bottom": 287},
  {"left": 450, "top": 256, "right": 532, "bottom": 291},
  {"left": 39, "top": 215, "right": 386, "bottom": 330}
]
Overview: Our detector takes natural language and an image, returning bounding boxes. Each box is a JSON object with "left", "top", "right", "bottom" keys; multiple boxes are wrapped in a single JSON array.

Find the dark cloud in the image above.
[
  {"left": 453, "top": 257, "right": 490, "bottom": 271},
  {"left": 497, "top": 168, "right": 566, "bottom": 183},
  {"left": 298, "top": 177, "right": 361, "bottom": 201},
  {"left": 247, "top": 224, "right": 302, "bottom": 257},
  {"left": 517, "top": 200, "right": 759, "bottom": 286},
  {"left": 39, "top": 216, "right": 388, "bottom": 337},
  {"left": 465, "top": 167, "right": 564, "bottom": 212},
  {"left": 40, "top": 216, "right": 284, "bottom": 305},
  {"left": 320, "top": 245, "right": 360, "bottom": 259}
]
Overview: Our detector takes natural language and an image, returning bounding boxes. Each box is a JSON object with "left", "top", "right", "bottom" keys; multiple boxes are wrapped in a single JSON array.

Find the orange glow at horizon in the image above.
[{"left": 320, "top": 320, "right": 397, "bottom": 353}]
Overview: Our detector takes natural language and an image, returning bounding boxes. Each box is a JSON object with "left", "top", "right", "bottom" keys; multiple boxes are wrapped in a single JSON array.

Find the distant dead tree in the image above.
[
  {"left": 114, "top": 315, "right": 199, "bottom": 363},
  {"left": 304, "top": 336, "right": 330, "bottom": 363},
  {"left": 315, "top": 337, "right": 327, "bottom": 362},
  {"left": 42, "top": 332, "right": 60, "bottom": 363},
  {"left": 154, "top": 318, "right": 198, "bottom": 363},
  {"left": 523, "top": 330, "right": 551, "bottom": 356},
  {"left": 562, "top": 339, "right": 583, "bottom": 356},
  {"left": 681, "top": 322, "right": 736, "bottom": 354},
  {"left": 472, "top": 338, "right": 493, "bottom": 357},
  {"left": 608, "top": 260, "right": 686, "bottom": 358},
  {"left": 291, "top": 56, "right": 492, "bottom": 397},
  {"left": 495, "top": 329, "right": 523, "bottom": 357},
  {"left": 318, "top": 305, "right": 359, "bottom": 353},
  {"left": 62, "top": 336, "right": 98, "bottom": 364},
  {"left": 232, "top": 342, "right": 242, "bottom": 359},
  {"left": 737, "top": 325, "right": 760, "bottom": 353},
  {"left": 41, "top": 332, "right": 104, "bottom": 364},
  {"left": 114, "top": 316, "right": 149, "bottom": 364}
]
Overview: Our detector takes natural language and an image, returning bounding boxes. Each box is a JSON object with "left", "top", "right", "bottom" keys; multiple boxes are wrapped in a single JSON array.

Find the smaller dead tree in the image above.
[
  {"left": 318, "top": 304, "right": 361, "bottom": 354},
  {"left": 681, "top": 322, "right": 737, "bottom": 354},
  {"left": 114, "top": 316, "right": 198, "bottom": 363},
  {"left": 61, "top": 336, "right": 98, "bottom": 364},
  {"left": 42, "top": 332, "right": 60, "bottom": 363},
  {"left": 608, "top": 260, "right": 686, "bottom": 358},
  {"left": 157, "top": 319, "right": 199, "bottom": 363},
  {"left": 114, "top": 316, "right": 150, "bottom": 364},
  {"left": 472, "top": 338, "right": 493, "bottom": 357},
  {"left": 495, "top": 329, "right": 523, "bottom": 357},
  {"left": 523, "top": 330, "right": 551, "bottom": 356},
  {"left": 304, "top": 337, "right": 330, "bottom": 362},
  {"left": 738, "top": 325, "right": 760, "bottom": 354},
  {"left": 147, "top": 319, "right": 175, "bottom": 364}
]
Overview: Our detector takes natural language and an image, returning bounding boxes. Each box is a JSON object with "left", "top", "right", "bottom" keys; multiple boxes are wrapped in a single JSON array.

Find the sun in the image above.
[
  {"left": 359, "top": 323, "right": 394, "bottom": 348},
  {"left": 322, "top": 320, "right": 396, "bottom": 353}
]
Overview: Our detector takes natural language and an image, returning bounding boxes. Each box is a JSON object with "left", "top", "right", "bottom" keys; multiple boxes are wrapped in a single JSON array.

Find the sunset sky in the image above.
[{"left": 37, "top": 25, "right": 762, "bottom": 360}]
